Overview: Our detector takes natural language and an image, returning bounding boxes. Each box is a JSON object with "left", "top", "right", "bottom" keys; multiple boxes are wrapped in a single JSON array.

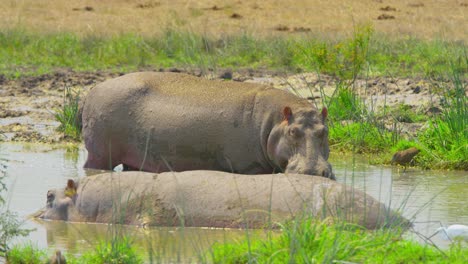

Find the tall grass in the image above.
[
  {"left": 210, "top": 218, "right": 468, "bottom": 263},
  {"left": 80, "top": 235, "right": 143, "bottom": 264},
  {"left": 294, "top": 25, "right": 402, "bottom": 155},
  {"left": 5, "top": 243, "right": 47, "bottom": 264},
  {"left": 54, "top": 85, "right": 81, "bottom": 140},
  {"left": 0, "top": 171, "right": 33, "bottom": 257},
  {"left": 0, "top": 27, "right": 465, "bottom": 78},
  {"left": 5, "top": 239, "right": 143, "bottom": 264},
  {"left": 415, "top": 62, "right": 468, "bottom": 169}
]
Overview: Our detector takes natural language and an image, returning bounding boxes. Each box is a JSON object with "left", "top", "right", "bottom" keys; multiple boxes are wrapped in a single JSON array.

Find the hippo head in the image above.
[
  {"left": 267, "top": 106, "right": 335, "bottom": 180},
  {"left": 35, "top": 180, "right": 78, "bottom": 221}
]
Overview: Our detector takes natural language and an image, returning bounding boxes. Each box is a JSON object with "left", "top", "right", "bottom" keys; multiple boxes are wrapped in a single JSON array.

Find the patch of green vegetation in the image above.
[
  {"left": 80, "top": 235, "right": 143, "bottom": 264},
  {"left": 6, "top": 236, "right": 143, "bottom": 264},
  {"left": 327, "top": 85, "right": 367, "bottom": 121},
  {"left": 324, "top": 81, "right": 399, "bottom": 154},
  {"left": 0, "top": 173, "right": 34, "bottom": 257},
  {"left": 330, "top": 122, "right": 395, "bottom": 154},
  {"left": 386, "top": 104, "right": 428, "bottom": 123},
  {"left": 0, "top": 27, "right": 465, "bottom": 78},
  {"left": 370, "top": 36, "right": 467, "bottom": 78},
  {"left": 299, "top": 24, "right": 373, "bottom": 79},
  {"left": 322, "top": 49, "right": 467, "bottom": 170},
  {"left": 5, "top": 243, "right": 47, "bottom": 264},
  {"left": 416, "top": 68, "right": 468, "bottom": 170},
  {"left": 210, "top": 219, "right": 468, "bottom": 263},
  {"left": 54, "top": 85, "right": 81, "bottom": 140}
]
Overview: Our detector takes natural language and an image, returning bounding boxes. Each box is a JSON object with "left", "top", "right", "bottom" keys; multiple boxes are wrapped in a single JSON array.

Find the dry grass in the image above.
[{"left": 1, "top": 0, "right": 466, "bottom": 40}]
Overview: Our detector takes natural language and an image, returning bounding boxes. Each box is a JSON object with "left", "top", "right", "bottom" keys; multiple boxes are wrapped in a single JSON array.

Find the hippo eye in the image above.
[
  {"left": 289, "top": 127, "right": 303, "bottom": 138},
  {"left": 315, "top": 126, "right": 326, "bottom": 138}
]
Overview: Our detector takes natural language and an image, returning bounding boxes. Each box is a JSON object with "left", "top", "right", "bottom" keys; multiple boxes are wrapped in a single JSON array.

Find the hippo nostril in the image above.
[{"left": 321, "top": 170, "right": 336, "bottom": 180}]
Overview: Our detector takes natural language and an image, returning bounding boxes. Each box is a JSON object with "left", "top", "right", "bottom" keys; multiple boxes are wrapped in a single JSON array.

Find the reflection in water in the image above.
[
  {"left": 1, "top": 143, "right": 467, "bottom": 260},
  {"left": 34, "top": 219, "right": 257, "bottom": 262}
]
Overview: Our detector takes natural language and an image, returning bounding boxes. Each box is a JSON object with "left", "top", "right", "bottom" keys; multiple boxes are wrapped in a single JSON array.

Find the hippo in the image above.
[
  {"left": 34, "top": 171, "right": 409, "bottom": 229},
  {"left": 79, "top": 72, "right": 335, "bottom": 179}
]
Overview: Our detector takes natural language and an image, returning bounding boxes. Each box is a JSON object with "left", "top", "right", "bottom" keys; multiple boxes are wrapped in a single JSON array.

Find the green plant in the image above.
[
  {"left": 329, "top": 121, "right": 395, "bottom": 154},
  {"left": 0, "top": 174, "right": 34, "bottom": 256},
  {"left": 416, "top": 61, "right": 467, "bottom": 170},
  {"left": 387, "top": 104, "right": 428, "bottom": 123},
  {"left": 326, "top": 84, "right": 367, "bottom": 121},
  {"left": 210, "top": 218, "right": 468, "bottom": 263},
  {"left": 54, "top": 85, "right": 81, "bottom": 140},
  {"left": 81, "top": 234, "right": 143, "bottom": 264},
  {"left": 301, "top": 24, "right": 373, "bottom": 80},
  {"left": 5, "top": 243, "right": 47, "bottom": 264}
]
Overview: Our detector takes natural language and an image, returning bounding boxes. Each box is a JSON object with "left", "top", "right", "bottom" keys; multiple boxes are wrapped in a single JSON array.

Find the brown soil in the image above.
[
  {"left": 0, "top": 69, "right": 461, "bottom": 143},
  {"left": 0, "top": 0, "right": 466, "bottom": 41}
]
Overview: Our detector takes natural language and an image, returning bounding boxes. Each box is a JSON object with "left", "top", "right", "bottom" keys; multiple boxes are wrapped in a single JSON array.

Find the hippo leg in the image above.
[{"left": 84, "top": 152, "right": 116, "bottom": 170}]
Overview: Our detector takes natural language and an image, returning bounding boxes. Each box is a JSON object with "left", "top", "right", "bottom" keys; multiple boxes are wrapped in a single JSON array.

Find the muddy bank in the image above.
[{"left": 0, "top": 69, "right": 463, "bottom": 143}]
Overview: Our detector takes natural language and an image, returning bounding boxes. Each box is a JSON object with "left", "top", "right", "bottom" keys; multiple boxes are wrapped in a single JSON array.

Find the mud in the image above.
[{"left": 0, "top": 69, "right": 463, "bottom": 143}]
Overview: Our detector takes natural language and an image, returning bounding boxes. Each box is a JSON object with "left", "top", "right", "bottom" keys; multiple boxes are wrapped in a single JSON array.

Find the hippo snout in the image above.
[
  {"left": 285, "top": 159, "right": 335, "bottom": 180},
  {"left": 293, "top": 168, "right": 335, "bottom": 180},
  {"left": 321, "top": 169, "right": 336, "bottom": 181}
]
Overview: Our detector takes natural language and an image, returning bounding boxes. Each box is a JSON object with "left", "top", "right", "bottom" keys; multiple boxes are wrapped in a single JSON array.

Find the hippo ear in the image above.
[
  {"left": 66, "top": 179, "right": 77, "bottom": 190},
  {"left": 321, "top": 107, "right": 328, "bottom": 120},
  {"left": 283, "top": 106, "right": 293, "bottom": 122}
]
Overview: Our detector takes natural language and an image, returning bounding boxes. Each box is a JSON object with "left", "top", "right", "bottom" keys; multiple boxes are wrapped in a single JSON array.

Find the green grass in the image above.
[
  {"left": 80, "top": 236, "right": 143, "bottom": 264},
  {"left": 384, "top": 104, "right": 428, "bottom": 123},
  {"left": 54, "top": 85, "right": 81, "bottom": 140},
  {"left": 330, "top": 122, "right": 395, "bottom": 154},
  {"left": 320, "top": 50, "right": 467, "bottom": 170},
  {"left": 6, "top": 237, "right": 143, "bottom": 264},
  {"left": 5, "top": 243, "right": 47, "bottom": 264},
  {"left": 0, "top": 27, "right": 465, "bottom": 78},
  {"left": 0, "top": 173, "right": 34, "bottom": 256},
  {"left": 210, "top": 218, "right": 468, "bottom": 264},
  {"left": 411, "top": 67, "right": 468, "bottom": 169}
]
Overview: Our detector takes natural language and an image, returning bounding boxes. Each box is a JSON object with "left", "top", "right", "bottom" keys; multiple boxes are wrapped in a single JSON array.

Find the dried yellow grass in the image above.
[{"left": 0, "top": 0, "right": 466, "bottom": 40}]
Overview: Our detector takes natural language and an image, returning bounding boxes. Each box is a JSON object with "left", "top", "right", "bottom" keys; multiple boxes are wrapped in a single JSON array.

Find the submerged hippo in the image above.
[
  {"left": 35, "top": 171, "right": 408, "bottom": 229},
  {"left": 79, "top": 72, "right": 334, "bottom": 179}
]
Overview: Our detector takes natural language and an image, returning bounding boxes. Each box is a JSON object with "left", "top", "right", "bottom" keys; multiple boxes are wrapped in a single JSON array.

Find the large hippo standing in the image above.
[
  {"left": 79, "top": 72, "right": 335, "bottom": 179},
  {"left": 35, "top": 171, "right": 408, "bottom": 229}
]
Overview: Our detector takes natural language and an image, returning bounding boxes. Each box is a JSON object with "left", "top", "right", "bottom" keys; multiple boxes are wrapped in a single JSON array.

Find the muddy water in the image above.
[{"left": 1, "top": 143, "right": 467, "bottom": 260}]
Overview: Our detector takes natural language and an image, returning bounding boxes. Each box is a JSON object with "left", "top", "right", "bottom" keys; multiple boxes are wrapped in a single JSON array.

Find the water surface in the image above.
[{"left": 1, "top": 143, "right": 466, "bottom": 260}]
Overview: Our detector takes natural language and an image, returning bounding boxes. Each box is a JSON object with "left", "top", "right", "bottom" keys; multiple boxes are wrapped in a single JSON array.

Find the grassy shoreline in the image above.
[{"left": 6, "top": 220, "right": 468, "bottom": 264}]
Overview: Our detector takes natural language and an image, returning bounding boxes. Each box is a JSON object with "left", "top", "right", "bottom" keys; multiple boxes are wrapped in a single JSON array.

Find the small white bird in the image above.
[
  {"left": 431, "top": 224, "right": 468, "bottom": 241},
  {"left": 113, "top": 164, "right": 124, "bottom": 172}
]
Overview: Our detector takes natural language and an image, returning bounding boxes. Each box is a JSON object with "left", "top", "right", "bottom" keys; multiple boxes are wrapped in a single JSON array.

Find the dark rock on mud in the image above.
[
  {"left": 377, "top": 14, "right": 395, "bottom": 20},
  {"left": 230, "top": 13, "right": 243, "bottom": 19},
  {"left": 0, "top": 109, "right": 28, "bottom": 118}
]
